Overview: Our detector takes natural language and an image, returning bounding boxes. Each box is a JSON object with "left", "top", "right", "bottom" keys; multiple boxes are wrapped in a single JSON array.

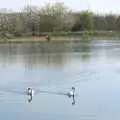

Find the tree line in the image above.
[{"left": 0, "top": 2, "right": 120, "bottom": 38}]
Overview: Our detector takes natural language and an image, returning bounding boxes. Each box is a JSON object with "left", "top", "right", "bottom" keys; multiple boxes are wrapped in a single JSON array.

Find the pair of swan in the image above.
[{"left": 27, "top": 87, "right": 75, "bottom": 97}]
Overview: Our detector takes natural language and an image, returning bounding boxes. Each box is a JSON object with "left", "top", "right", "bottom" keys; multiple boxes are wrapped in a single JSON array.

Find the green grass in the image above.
[{"left": 38, "top": 31, "right": 119, "bottom": 36}]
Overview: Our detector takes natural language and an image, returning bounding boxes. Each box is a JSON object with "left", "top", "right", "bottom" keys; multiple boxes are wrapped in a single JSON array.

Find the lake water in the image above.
[{"left": 0, "top": 40, "right": 120, "bottom": 120}]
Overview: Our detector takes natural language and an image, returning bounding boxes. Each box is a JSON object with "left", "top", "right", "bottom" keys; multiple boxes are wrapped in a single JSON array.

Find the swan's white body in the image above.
[
  {"left": 27, "top": 88, "right": 35, "bottom": 96},
  {"left": 69, "top": 91, "right": 74, "bottom": 96},
  {"left": 67, "top": 87, "right": 75, "bottom": 97}
]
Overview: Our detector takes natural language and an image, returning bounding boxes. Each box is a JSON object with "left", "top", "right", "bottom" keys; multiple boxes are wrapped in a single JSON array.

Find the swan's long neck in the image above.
[
  {"left": 28, "top": 89, "right": 32, "bottom": 93},
  {"left": 72, "top": 89, "right": 75, "bottom": 94},
  {"left": 28, "top": 88, "right": 33, "bottom": 95}
]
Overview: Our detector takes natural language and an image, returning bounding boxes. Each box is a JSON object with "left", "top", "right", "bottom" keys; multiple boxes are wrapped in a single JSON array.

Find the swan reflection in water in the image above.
[
  {"left": 28, "top": 94, "right": 32, "bottom": 103},
  {"left": 71, "top": 95, "right": 76, "bottom": 105}
]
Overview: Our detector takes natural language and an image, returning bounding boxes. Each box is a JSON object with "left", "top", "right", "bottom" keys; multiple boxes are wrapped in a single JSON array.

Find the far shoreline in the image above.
[
  {"left": 0, "top": 36, "right": 119, "bottom": 44},
  {"left": 0, "top": 31, "right": 120, "bottom": 43}
]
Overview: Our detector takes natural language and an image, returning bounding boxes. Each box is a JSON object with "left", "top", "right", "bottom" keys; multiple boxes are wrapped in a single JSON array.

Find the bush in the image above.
[{"left": 13, "top": 31, "right": 22, "bottom": 37}]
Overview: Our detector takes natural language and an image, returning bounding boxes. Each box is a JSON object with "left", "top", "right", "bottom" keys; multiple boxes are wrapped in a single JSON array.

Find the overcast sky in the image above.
[{"left": 0, "top": 0, "right": 120, "bottom": 14}]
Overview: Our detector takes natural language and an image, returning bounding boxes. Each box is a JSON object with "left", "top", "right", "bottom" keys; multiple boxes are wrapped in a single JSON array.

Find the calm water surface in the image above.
[{"left": 0, "top": 40, "right": 120, "bottom": 120}]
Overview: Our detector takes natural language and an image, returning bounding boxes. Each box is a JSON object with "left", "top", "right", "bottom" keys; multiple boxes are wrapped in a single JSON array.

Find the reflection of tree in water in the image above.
[
  {"left": 70, "top": 40, "right": 92, "bottom": 61},
  {"left": 0, "top": 41, "right": 93, "bottom": 69},
  {"left": 0, "top": 44, "right": 18, "bottom": 64},
  {"left": 22, "top": 42, "right": 70, "bottom": 69}
]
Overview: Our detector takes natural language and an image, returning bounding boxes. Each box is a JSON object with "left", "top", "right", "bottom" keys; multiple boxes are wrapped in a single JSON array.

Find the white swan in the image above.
[
  {"left": 27, "top": 88, "right": 35, "bottom": 96},
  {"left": 67, "top": 87, "right": 75, "bottom": 97}
]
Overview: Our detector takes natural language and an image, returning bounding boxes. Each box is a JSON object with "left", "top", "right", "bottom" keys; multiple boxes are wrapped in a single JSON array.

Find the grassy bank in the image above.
[
  {"left": 0, "top": 31, "right": 120, "bottom": 43},
  {"left": 1, "top": 36, "right": 118, "bottom": 44},
  {"left": 37, "top": 31, "right": 119, "bottom": 37}
]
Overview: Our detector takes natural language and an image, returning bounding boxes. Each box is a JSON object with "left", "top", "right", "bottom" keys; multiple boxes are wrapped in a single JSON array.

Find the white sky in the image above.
[{"left": 0, "top": 0, "right": 120, "bottom": 14}]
